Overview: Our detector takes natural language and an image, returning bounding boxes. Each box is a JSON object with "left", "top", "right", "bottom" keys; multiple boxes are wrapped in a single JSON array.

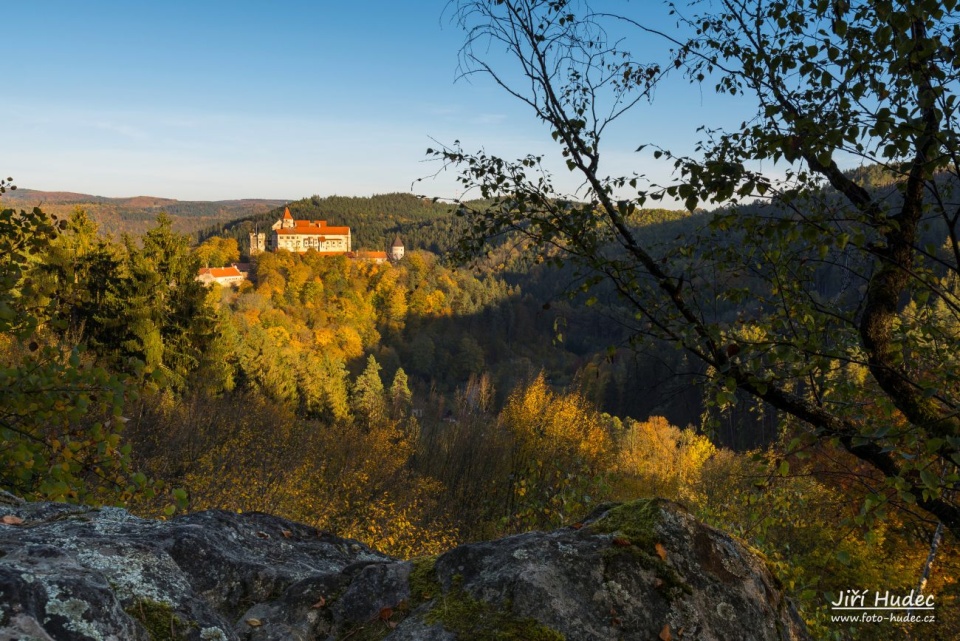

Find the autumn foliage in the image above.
[{"left": 1, "top": 204, "right": 956, "bottom": 637}]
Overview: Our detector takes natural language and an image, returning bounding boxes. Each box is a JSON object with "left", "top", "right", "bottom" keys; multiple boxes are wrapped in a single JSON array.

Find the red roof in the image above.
[
  {"left": 275, "top": 222, "right": 350, "bottom": 236},
  {"left": 199, "top": 266, "right": 243, "bottom": 278},
  {"left": 276, "top": 228, "right": 350, "bottom": 236},
  {"left": 282, "top": 207, "right": 293, "bottom": 220}
]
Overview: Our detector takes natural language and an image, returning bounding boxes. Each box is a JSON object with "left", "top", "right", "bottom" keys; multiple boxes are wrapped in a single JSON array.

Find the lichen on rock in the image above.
[{"left": 0, "top": 497, "right": 809, "bottom": 640}]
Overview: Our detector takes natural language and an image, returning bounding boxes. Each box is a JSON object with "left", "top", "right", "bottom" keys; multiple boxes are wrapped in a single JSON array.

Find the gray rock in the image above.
[{"left": 0, "top": 498, "right": 808, "bottom": 640}]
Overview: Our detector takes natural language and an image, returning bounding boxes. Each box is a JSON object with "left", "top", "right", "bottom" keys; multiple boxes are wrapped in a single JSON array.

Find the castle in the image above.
[
  {"left": 249, "top": 207, "right": 405, "bottom": 263},
  {"left": 250, "top": 207, "right": 351, "bottom": 255}
]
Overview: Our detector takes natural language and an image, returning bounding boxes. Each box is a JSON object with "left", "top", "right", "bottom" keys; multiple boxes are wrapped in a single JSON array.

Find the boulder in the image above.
[{"left": 0, "top": 493, "right": 808, "bottom": 640}]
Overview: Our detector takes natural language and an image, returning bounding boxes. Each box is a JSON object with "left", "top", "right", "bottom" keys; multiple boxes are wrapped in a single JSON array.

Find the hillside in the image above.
[
  {"left": 1, "top": 188, "right": 288, "bottom": 236},
  {"left": 200, "top": 192, "right": 466, "bottom": 255},
  {"left": 4, "top": 181, "right": 958, "bottom": 637}
]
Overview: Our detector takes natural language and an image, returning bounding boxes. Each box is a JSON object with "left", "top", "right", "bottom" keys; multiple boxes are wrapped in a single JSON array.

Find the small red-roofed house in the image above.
[
  {"left": 350, "top": 250, "right": 388, "bottom": 264},
  {"left": 197, "top": 265, "right": 246, "bottom": 287}
]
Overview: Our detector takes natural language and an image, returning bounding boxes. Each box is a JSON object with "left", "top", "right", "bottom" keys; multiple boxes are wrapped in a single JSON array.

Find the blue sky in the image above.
[{"left": 3, "top": 1, "right": 747, "bottom": 202}]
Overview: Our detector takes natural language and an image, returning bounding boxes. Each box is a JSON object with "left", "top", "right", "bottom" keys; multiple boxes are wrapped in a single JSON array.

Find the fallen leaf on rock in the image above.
[
  {"left": 246, "top": 618, "right": 262, "bottom": 627},
  {"left": 571, "top": 522, "right": 583, "bottom": 530},
  {"left": 281, "top": 529, "right": 292, "bottom": 538},
  {"left": 612, "top": 537, "right": 631, "bottom": 547},
  {"left": 255, "top": 531, "right": 270, "bottom": 539},
  {"left": 659, "top": 623, "right": 672, "bottom": 641},
  {"left": 312, "top": 596, "right": 326, "bottom": 609},
  {"left": 379, "top": 607, "right": 393, "bottom": 621},
  {"left": 1, "top": 515, "right": 23, "bottom": 526},
  {"left": 655, "top": 542, "right": 668, "bottom": 560}
]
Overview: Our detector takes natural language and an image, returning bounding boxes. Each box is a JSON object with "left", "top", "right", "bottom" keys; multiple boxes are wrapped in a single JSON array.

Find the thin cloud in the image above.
[
  {"left": 89, "top": 120, "right": 149, "bottom": 141},
  {"left": 469, "top": 113, "right": 508, "bottom": 125}
]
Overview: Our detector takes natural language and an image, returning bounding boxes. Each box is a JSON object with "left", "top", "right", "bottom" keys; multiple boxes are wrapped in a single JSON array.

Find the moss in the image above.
[
  {"left": 586, "top": 499, "right": 660, "bottom": 547},
  {"left": 125, "top": 599, "right": 192, "bottom": 641},
  {"left": 425, "top": 587, "right": 565, "bottom": 640},
  {"left": 424, "top": 576, "right": 564, "bottom": 641},
  {"left": 335, "top": 599, "right": 414, "bottom": 641},
  {"left": 407, "top": 555, "right": 564, "bottom": 640},
  {"left": 332, "top": 559, "right": 439, "bottom": 641},
  {"left": 408, "top": 555, "right": 441, "bottom": 606},
  {"left": 591, "top": 500, "right": 692, "bottom": 600}
]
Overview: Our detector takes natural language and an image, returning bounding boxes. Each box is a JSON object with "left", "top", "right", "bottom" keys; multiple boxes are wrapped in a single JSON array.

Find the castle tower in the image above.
[
  {"left": 249, "top": 229, "right": 266, "bottom": 255},
  {"left": 282, "top": 206, "right": 294, "bottom": 229},
  {"left": 390, "top": 234, "right": 405, "bottom": 261}
]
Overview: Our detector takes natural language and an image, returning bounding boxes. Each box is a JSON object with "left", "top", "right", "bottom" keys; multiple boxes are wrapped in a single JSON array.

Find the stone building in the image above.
[
  {"left": 250, "top": 207, "right": 351, "bottom": 255},
  {"left": 390, "top": 235, "right": 405, "bottom": 261},
  {"left": 196, "top": 265, "right": 246, "bottom": 287}
]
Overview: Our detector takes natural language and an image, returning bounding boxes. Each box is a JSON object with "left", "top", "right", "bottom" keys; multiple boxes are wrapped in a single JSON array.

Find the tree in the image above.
[
  {"left": 614, "top": 416, "right": 716, "bottom": 508},
  {"left": 352, "top": 354, "right": 387, "bottom": 428},
  {"left": 127, "top": 214, "right": 220, "bottom": 389},
  {"left": 389, "top": 367, "right": 413, "bottom": 419},
  {"left": 194, "top": 236, "right": 239, "bottom": 268},
  {"left": 0, "top": 197, "right": 140, "bottom": 504},
  {"left": 438, "top": 0, "right": 960, "bottom": 537},
  {"left": 498, "top": 372, "right": 612, "bottom": 530}
]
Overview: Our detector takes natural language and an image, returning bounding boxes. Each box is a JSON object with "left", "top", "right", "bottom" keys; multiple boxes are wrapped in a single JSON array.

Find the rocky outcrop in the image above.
[{"left": 0, "top": 492, "right": 808, "bottom": 640}]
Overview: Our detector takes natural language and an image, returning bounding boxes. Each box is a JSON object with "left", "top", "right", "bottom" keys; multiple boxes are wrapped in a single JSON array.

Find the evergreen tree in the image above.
[
  {"left": 0, "top": 200, "right": 138, "bottom": 503},
  {"left": 389, "top": 367, "right": 413, "bottom": 419},
  {"left": 352, "top": 355, "right": 386, "bottom": 428}
]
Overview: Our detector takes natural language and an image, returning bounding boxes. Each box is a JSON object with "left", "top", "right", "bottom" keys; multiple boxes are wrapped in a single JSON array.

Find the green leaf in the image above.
[{"left": 920, "top": 469, "right": 939, "bottom": 490}]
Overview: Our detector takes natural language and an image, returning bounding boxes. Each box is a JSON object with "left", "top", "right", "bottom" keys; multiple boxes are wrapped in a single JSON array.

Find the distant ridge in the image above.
[{"left": 1, "top": 188, "right": 290, "bottom": 237}]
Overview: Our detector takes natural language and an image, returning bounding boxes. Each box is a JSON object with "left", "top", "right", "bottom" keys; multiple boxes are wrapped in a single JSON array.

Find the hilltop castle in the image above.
[
  {"left": 249, "top": 207, "right": 405, "bottom": 264},
  {"left": 250, "top": 207, "right": 351, "bottom": 255}
]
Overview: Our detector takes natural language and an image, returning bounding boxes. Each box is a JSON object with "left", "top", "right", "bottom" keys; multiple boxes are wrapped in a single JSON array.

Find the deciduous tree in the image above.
[
  {"left": 0, "top": 197, "right": 140, "bottom": 503},
  {"left": 440, "top": 0, "right": 960, "bottom": 536}
]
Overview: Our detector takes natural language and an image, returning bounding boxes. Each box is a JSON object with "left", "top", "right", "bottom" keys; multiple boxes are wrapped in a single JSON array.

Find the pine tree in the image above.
[
  {"left": 389, "top": 367, "right": 412, "bottom": 419},
  {"left": 352, "top": 355, "right": 386, "bottom": 428}
]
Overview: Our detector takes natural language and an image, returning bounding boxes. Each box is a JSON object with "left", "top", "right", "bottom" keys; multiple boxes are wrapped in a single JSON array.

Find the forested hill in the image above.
[
  {"left": 199, "top": 192, "right": 467, "bottom": 255},
  {"left": 2, "top": 188, "right": 287, "bottom": 236}
]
